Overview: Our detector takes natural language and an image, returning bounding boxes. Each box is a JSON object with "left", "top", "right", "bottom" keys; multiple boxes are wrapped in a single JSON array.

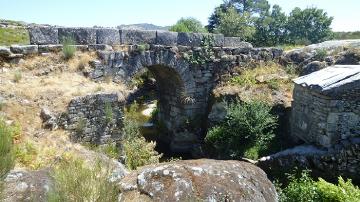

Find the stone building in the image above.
[{"left": 291, "top": 65, "right": 360, "bottom": 147}]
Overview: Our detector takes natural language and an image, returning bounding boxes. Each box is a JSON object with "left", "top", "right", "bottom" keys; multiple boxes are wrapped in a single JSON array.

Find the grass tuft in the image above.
[
  {"left": 47, "top": 156, "right": 119, "bottom": 202},
  {"left": 13, "top": 71, "right": 22, "bottom": 83},
  {"left": 62, "top": 37, "right": 76, "bottom": 60}
]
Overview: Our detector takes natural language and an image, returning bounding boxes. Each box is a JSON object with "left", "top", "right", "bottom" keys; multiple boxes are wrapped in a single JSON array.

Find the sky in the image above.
[{"left": 0, "top": 0, "right": 359, "bottom": 32}]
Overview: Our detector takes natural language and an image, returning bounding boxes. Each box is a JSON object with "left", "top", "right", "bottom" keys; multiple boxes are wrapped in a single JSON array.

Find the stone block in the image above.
[
  {"left": 96, "top": 28, "right": 120, "bottom": 45},
  {"left": 58, "top": 28, "right": 96, "bottom": 45},
  {"left": 177, "top": 33, "right": 224, "bottom": 47},
  {"left": 177, "top": 32, "right": 205, "bottom": 47},
  {"left": 29, "top": 27, "right": 58, "bottom": 45},
  {"left": 212, "top": 34, "right": 224, "bottom": 47},
  {"left": 10, "top": 45, "right": 38, "bottom": 55},
  {"left": 69, "top": 45, "right": 88, "bottom": 52},
  {"left": 88, "top": 44, "right": 113, "bottom": 51},
  {"left": 0, "top": 46, "right": 11, "bottom": 57},
  {"left": 38, "top": 44, "right": 63, "bottom": 53},
  {"left": 120, "top": 30, "right": 156, "bottom": 44},
  {"left": 156, "top": 31, "right": 178, "bottom": 46},
  {"left": 224, "top": 37, "right": 253, "bottom": 48}
]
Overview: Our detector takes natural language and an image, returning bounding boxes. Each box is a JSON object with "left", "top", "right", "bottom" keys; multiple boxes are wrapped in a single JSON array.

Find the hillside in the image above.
[{"left": 117, "top": 23, "right": 169, "bottom": 31}]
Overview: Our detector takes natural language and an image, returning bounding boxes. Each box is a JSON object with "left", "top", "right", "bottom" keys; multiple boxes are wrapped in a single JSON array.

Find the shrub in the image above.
[
  {"left": 0, "top": 118, "right": 15, "bottom": 180},
  {"left": 314, "top": 48, "right": 327, "bottom": 61},
  {"left": 280, "top": 170, "right": 360, "bottom": 202},
  {"left": 62, "top": 36, "right": 76, "bottom": 60},
  {"left": 280, "top": 171, "right": 320, "bottom": 202},
  {"left": 0, "top": 118, "right": 15, "bottom": 196},
  {"left": 123, "top": 136, "right": 161, "bottom": 170},
  {"left": 122, "top": 102, "right": 162, "bottom": 170},
  {"left": 104, "top": 102, "right": 113, "bottom": 123},
  {"left": 75, "top": 118, "right": 87, "bottom": 135},
  {"left": 13, "top": 71, "right": 22, "bottom": 83},
  {"left": 205, "top": 100, "right": 277, "bottom": 159},
  {"left": 136, "top": 43, "right": 150, "bottom": 53},
  {"left": 317, "top": 177, "right": 360, "bottom": 202},
  {"left": 47, "top": 157, "right": 118, "bottom": 202}
]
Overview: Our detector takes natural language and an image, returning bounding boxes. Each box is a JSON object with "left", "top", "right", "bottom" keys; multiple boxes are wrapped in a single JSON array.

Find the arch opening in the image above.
[{"left": 127, "top": 64, "right": 194, "bottom": 159}]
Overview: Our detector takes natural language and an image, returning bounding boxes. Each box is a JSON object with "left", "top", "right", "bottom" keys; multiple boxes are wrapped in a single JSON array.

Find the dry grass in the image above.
[
  {"left": 0, "top": 52, "right": 130, "bottom": 170},
  {"left": 214, "top": 62, "right": 295, "bottom": 106}
]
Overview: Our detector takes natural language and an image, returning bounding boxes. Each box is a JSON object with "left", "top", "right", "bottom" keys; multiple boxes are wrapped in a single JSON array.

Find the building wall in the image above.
[{"left": 291, "top": 84, "right": 360, "bottom": 147}]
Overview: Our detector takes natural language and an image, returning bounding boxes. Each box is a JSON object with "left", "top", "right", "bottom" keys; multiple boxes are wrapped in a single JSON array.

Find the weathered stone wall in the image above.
[
  {"left": 27, "top": 27, "right": 251, "bottom": 48},
  {"left": 65, "top": 93, "right": 125, "bottom": 145},
  {"left": 291, "top": 84, "right": 360, "bottom": 147},
  {"left": 91, "top": 45, "right": 282, "bottom": 153},
  {"left": 257, "top": 138, "right": 360, "bottom": 184},
  {"left": 0, "top": 26, "right": 285, "bottom": 154}
]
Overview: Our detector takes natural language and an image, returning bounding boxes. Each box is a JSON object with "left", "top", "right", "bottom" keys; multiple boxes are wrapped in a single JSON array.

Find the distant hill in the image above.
[
  {"left": 117, "top": 23, "right": 170, "bottom": 31},
  {"left": 334, "top": 31, "right": 360, "bottom": 40}
]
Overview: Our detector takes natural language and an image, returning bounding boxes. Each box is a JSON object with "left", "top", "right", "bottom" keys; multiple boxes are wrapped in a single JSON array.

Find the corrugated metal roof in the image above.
[{"left": 293, "top": 65, "right": 360, "bottom": 96}]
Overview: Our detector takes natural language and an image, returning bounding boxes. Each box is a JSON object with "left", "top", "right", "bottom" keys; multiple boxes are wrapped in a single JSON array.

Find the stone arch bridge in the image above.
[{"left": 17, "top": 27, "right": 283, "bottom": 153}]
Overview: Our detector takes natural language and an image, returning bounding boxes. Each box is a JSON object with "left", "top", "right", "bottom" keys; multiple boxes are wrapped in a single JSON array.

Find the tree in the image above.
[
  {"left": 229, "top": 0, "right": 270, "bottom": 15},
  {"left": 252, "top": 4, "right": 288, "bottom": 46},
  {"left": 287, "top": 7, "right": 333, "bottom": 44},
  {"left": 214, "top": 7, "right": 255, "bottom": 40},
  {"left": 170, "top": 17, "right": 207, "bottom": 33},
  {"left": 207, "top": 0, "right": 270, "bottom": 38},
  {"left": 207, "top": 3, "right": 232, "bottom": 32}
]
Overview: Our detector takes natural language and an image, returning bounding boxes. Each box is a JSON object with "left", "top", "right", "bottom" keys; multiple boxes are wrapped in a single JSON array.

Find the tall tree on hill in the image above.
[
  {"left": 287, "top": 7, "right": 334, "bottom": 44},
  {"left": 213, "top": 7, "right": 255, "bottom": 40},
  {"left": 229, "top": 0, "right": 270, "bottom": 16},
  {"left": 207, "top": 0, "right": 270, "bottom": 37},
  {"left": 252, "top": 4, "right": 288, "bottom": 46}
]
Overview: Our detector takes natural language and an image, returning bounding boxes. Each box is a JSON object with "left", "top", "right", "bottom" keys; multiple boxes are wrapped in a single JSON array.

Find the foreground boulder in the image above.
[
  {"left": 118, "top": 159, "right": 277, "bottom": 202},
  {"left": 2, "top": 169, "right": 51, "bottom": 202}
]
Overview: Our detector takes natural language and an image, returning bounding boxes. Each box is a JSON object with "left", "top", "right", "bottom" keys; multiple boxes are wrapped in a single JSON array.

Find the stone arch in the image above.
[
  {"left": 126, "top": 48, "right": 198, "bottom": 131},
  {"left": 97, "top": 47, "right": 217, "bottom": 153}
]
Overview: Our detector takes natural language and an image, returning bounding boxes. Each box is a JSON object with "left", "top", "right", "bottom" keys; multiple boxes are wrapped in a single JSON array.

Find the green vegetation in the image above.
[
  {"left": 98, "top": 144, "right": 119, "bottom": 159},
  {"left": 205, "top": 100, "right": 277, "bottom": 160},
  {"left": 334, "top": 31, "right": 360, "bottom": 40},
  {"left": 136, "top": 43, "right": 150, "bottom": 52},
  {"left": 213, "top": 7, "right": 255, "bottom": 41},
  {"left": 104, "top": 102, "right": 113, "bottom": 123},
  {"left": 15, "top": 141, "right": 39, "bottom": 169},
  {"left": 0, "top": 100, "right": 5, "bottom": 111},
  {"left": 123, "top": 136, "right": 160, "bottom": 170},
  {"left": 314, "top": 48, "right": 328, "bottom": 61},
  {"left": 83, "top": 143, "right": 120, "bottom": 160},
  {"left": 0, "top": 28, "right": 29, "bottom": 46},
  {"left": 287, "top": 7, "right": 333, "bottom": 44},
  {"left": 122, "top": 103, "right": 162, "bottom": 170},
  {"left": 186, "top": 35, "right": 215, "bottom": 65},
  {"left": 208, "top": 0, "right": 334, "bottom": 46},
  {"left": 75, "top": 118, "right": 87, "bottom": 135},
  {"left": 62, "top": 36, "right": 76, "bottom": 60},
  {"left": 279, "top": 171, "right": 360, "bottom": 202},
  {"left": 228, "top": 62, "right": 295, "bottom": 100},
  {"left": 47, "top": 157, "right": 118, "bottom": 202},
  {"left": 13, "top": 71, "right": 22, "bottom": 83},
  {"left": 0, "top": 118, "right": 15, "bottom": 196},
  {"left": 170, "top": 17, "right": 207, "bottom": 33},
  {"left": 277, "top": 44, "right": 305, "bottom": 51}
]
